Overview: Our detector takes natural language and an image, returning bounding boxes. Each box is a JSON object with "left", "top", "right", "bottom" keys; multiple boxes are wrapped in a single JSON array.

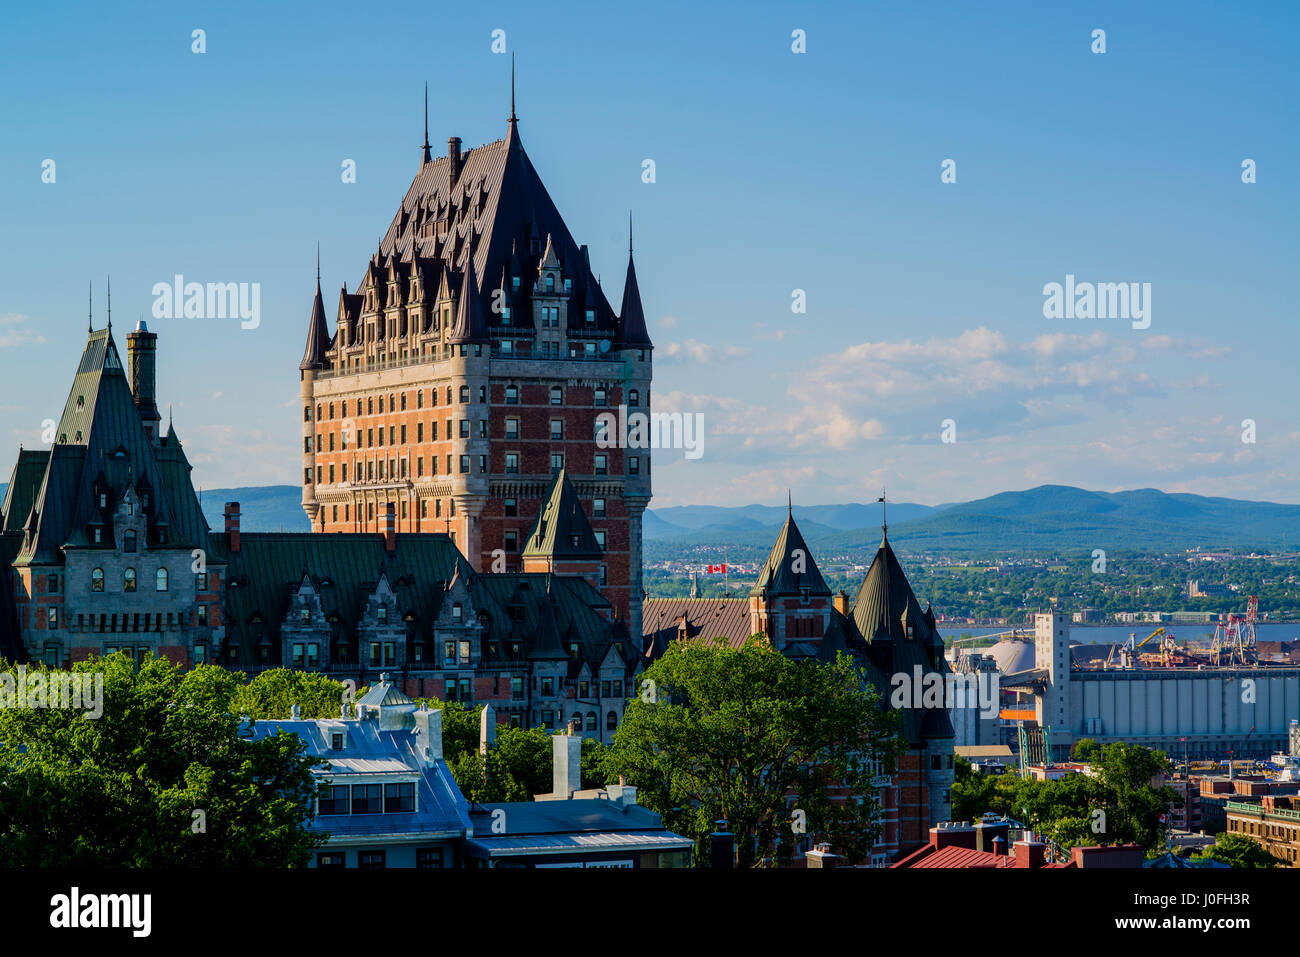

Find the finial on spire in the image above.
[
  {"left": 628, "top": 210, "right": 633, "bottom": 255},
  {"left": 316, "top": 242, "right": 321, "bottom": 288},
  {"left": 787, "top": 489, "right": 792, "bottom": 518},
  {"left": 510, "top": 52, "right": 516, "bottom": 123},
  {"left": 421, "top": 82, "right": 431, "bottom": 165},
  {"left": 88, "top": 280, "right": 92, "bottom": 333},
  {"left": 106, "top": 275, "right": 111, "bottom": 332},
  {"left": 877, "top": 489, "right": 888, "bottom": 538}
]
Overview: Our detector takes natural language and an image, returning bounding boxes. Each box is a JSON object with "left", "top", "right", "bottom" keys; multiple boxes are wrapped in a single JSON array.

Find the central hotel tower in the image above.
[{"left": 298, "top": 94, "right": 653, "bottom": 636}]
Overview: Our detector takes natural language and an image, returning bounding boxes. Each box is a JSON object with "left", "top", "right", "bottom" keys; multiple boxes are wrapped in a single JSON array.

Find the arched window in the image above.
[
  {"left": 586, "top": 711, "right": 598, "bottom": 731},
  {"left": 123, "top": 568, "right": 136, "bottom": 592},
  {"left": 606, "top": 710, "right": 618, "bottom": 731},
  {"left": 545, "top": 275, "right": 555, "bottom": 292},
  {"left": 91, "top": 568, "right": 104, "bottom": 592},
  {"left": 123, "top": 529, "right": 137, "bottom": 553},
  {"left": 156, "top": 568, "right": 168, "bottom": 592}
]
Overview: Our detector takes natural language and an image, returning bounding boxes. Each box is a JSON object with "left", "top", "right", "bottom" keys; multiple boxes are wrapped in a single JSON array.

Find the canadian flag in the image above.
[{"left": 706, "top": 564, "right": 727, "bottom": 574}]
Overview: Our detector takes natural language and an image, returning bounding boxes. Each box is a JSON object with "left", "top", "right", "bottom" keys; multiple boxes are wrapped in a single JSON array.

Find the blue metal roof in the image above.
[{"left": 244, "top": 717, "right": 471, "bottom": 841}]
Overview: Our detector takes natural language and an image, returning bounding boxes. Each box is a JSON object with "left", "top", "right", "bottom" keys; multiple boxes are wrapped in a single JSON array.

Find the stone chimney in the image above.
[
  {"left": 447, "top": 137, "right": 463, "bottom": 185},
  {"left": 413, "top": 707, "right": 444, "bottom": 766},
  {"left": 709, "top": 820, "right": 735, "bottom": 869},
  {"left": 126, "top": 319, "right": 161, "bottom": 444},
  {"left": 383, "top": 502, "right": 396, "bottom": 552},
  {"left": 833, "top": 590, "right": 850, "bottom": 616},
  {"left": 1014, "top": 839, "right": 1047, "bottom": 869},
  {"left": 805, "top": 842, "right": 842, "bottom": 869},
  {"left": 224, "top": 502, "right": 241, "bottom": 553},
  {"left": 552, "top": 724, "right": 583, "bottom": 798},
  {"left": 479, "top": 702, "right": 497, "bottom": 755}
]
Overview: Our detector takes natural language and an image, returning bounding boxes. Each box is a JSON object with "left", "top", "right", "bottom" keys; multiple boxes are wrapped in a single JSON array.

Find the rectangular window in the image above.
[
  {"left": 578, "top": 681, "right": 590, "bottom": 698},
  {"left": 541, "top": 676, "right": 554, "bottom": 695},
  {"left": 317, "top": 853, "right": 346, "bottom": 868},
  {"left": 550, "top": 419, "right": 563, "bottom": 440},
  {"left": 357, "top": 850, "right": 386, "bottom": 869},
  {"left": 550, "top": 453, "right": 563, "bottom": 475},
  {"left": 351, "top": 784, "right": 381, "bottom": 815},
  {"left": 594, "top": 388, "right": 606, "bottom": 407},
  {"left": 384, "top": 642, "right": 396, "bottom": 666},
  {"left": 46, "top": 607, "right": 58, "bottom": 628},
  {"left": 459, "top": 640, "right": 471, "bottom": 662},
  {"left": 505, "top": 418, "right": 519, "bottom": 439},
  {"left": 460, "top": 419, "right": 469, "bottom": 438},
  {"left": 416, "top": 847, "right": 444, "bottom": 869},
  {"left": 630, "top": 456, "right": 640, "bottom": 475},
  {"left": 459, "top": 455, "right": 469, "bottom": 474},
  {"left": 595, "top": 454, "right": 607, "bottom": 476},
  {"left": 504, "top": 497, "right": 517, "bottom": 517},
  {"left": 384, "top": 782, "right": 415, "bottom": 813},
  {"left": 444, "top": 641, "right": 456, "bottom": 665},
  {"left": 511, "top": 676, "right": 524, "bottom": 699},
  {"left": 370, "top": 642, "right": 381, "bottom": 666},
  {"left": 593, "top": 498, "right": 606, "bottom": 517},
  {"left": 319, "top": 785, "right": 350, "bottom": 815},
  {"left": 505, "top": 453, "right": 519, "bottom": 474},
  {"left": 504, "top": 531, "right": 518, "bottom": 552}
]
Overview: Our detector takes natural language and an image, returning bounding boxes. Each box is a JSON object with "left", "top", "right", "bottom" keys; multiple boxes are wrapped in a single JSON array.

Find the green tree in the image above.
[
  {"left": 1094, "top": 742, "right": 1176, "bottom": 849},
  {"left": 233, "top": 667, "right": 348, "bottom": 719},
  {"left": 601, "top": 638, "right": 901, "bottom": 867},
  {"left": 1072, "top": 737, "right": 1101, "bottom": 763},
  {"left": 951, "top": 756, "right": 999, "bottom": 822},
  {"left": 0, "top": 654, "right": 326, "bottom": 866},
  {"left": 1194, "top": 833, "right": 1285, "bottom": 869}
]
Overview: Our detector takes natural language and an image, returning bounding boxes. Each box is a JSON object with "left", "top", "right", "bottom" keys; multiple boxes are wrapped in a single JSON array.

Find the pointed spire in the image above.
[
  {"left": 421, "top": 82, "right": 432, "bottom": 166},
  {"left": 505, "top": 54, "right": 523, "bottom": 154},
  {"left": 618, "top": 217, "right": 652, "bottom": 349},
  {"left": 788, "top": 489, "right": 792, "bottom": 518},
  {"left": 300, "top": 247, "right": 331, "bottom": 371},
  {"left": 447, "top": 233, "right": 489, "bottom": 344},
  {"left": 88, "top": 280, "right": 92, "bottom": 333}
]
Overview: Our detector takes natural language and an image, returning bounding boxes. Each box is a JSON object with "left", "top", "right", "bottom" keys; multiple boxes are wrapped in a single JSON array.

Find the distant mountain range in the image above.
[{"left": 4, "top": 481, "right": 1298, "bottom": 555}]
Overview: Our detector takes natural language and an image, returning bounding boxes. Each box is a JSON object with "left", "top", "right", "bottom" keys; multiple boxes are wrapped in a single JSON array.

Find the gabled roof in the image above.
[
  {"left": 750, "top": 508, "right": 830, "bottom": 598},
  {"left": 522, "top": 470, "right": 602, "bottom": 561},
  {"left": 447, "top": 239, "right": 490, "bottom": 344},
  {"left": 221, "top": 532, "right": 471, "bottom": 649}
]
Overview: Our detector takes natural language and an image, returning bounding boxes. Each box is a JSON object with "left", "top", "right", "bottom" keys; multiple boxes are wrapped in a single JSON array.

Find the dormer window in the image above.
[
  {"left": 511, "top": 275, "right": 520, "bottom": 292},
  {"left": 585, "top": 309, "right": 595, "bottom": 324},
  {"left": 377, "top": 606, "right": 388, "bottom": 624},
  {"left": 545, "top": 276, "right": 555, "bottom": 293},
  {"left": 77, "top": 395, "right": 84, "bottom": 407},
  {"left": 563, "top": 278, "right": 572, "bottom": 293},
  {"left": 123, "top": 530, "right": 137, "bottom": 553},
  {"left": 331, "top": 733, "right": 344, "bottom": 750},
  {"left": 452, "top": 604, "right": 462, "bottom": 620},
  {"left": 300, "top": 608, "right": 310, "bottom": 623},
  {"left": 98, "top": 492, "right": 107, "bottom": 509}
]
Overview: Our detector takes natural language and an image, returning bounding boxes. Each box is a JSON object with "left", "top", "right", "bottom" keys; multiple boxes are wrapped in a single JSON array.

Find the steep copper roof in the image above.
[
  {"left": 299, "top": 275, "right": 330, "bottom": 370},
  {"left": 17, "top": 327, "right": 210, "bottom": 564},
  {"left": 750, "top": 508, "right": 830, "bottom": 598},
  {"left": 522, "top": 470, "right": 602, "bottom": 561},
  {"left": 617, "top": 220, "right": 651, "bottom": 348}
]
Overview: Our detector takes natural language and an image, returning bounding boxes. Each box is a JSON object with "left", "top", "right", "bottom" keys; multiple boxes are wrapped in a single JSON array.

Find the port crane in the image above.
[
  {"left": 1106, "top": 627, "right": 1166, "bottom": 669},
  {"left": 1211, "top": 596, "right": 1259, "bottom": 667}
]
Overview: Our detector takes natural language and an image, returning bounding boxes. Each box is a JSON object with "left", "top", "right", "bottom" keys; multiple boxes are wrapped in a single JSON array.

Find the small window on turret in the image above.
[{"left": 546, "top": 276, "right": 555, "bottom": 293}]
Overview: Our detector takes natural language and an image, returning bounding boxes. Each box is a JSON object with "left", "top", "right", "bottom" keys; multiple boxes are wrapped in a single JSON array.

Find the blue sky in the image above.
[{"left": 1, "top": 0, "right": 1296, "bottom": 508}]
